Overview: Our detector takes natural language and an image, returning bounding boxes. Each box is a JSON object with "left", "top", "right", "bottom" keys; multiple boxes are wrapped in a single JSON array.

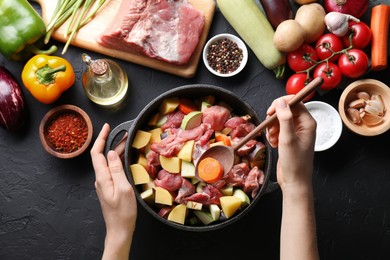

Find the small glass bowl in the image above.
[
  {"left": 39, "top": 104, "right": 93, "bottom": 159},
  {"left": 202, "top": 33, "right": 248, "bottom": 77}
]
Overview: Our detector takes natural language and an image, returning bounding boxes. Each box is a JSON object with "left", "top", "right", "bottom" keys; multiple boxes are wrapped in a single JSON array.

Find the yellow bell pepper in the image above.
[{"left": 21, "top": 54, "right": 75, "bottom": 104}]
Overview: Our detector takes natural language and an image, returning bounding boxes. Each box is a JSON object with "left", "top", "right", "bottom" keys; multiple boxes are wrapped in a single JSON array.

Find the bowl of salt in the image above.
[{"left": 305, "top": 101, "right": 343, "bottom": 152}]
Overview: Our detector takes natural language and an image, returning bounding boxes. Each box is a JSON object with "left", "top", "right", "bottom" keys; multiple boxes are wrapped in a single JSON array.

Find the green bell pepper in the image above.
[{"left": 0, "top": 0, "right": 56, "bottom": 61}]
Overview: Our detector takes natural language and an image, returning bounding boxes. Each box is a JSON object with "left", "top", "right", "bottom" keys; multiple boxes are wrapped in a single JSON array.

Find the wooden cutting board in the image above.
[{"left": 36, "top": 0, "right": 216, "bottom": 78}]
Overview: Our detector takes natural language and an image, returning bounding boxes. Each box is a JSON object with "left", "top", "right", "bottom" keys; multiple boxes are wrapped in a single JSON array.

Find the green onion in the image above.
[{"left": 44, "top": 0, "right": 107, "bottom": 54}]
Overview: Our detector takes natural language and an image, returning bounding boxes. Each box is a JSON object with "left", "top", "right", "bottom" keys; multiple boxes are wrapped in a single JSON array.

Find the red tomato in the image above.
[
  {"left": 338, "top": 49, "right": 369, "bottom": 78},
  {"left": 287, "top": 44, "right": 318, "bottom": 72},
  {"left": 286, "top": 73, "right": 314, "bottom": 102},
  {"left": 315, "top": 33, "right": 344, "bottom": 62},
  {"left": 313, "top": 62, "right": 342, "bottom": 91},
  {"left": 342, "top": 21, "right": 372, "bottom": 49}
]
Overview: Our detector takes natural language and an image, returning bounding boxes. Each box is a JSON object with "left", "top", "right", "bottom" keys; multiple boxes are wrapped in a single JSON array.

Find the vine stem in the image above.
[{"left": 297, "top": 32, "right": 355, "bottom": 76}]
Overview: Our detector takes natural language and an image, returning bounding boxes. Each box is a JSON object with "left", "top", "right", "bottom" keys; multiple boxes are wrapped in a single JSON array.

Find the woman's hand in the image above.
[
  {"left": 91, "top": 123, "right": 137, "bottom": 260},
  {"left": 266, "top": 97, "right": 316, "bottom": 191}
]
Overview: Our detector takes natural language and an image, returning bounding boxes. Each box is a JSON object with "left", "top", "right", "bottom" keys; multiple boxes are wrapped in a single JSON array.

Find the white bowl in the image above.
[
  {"left": 305, "top": 101, "right": 343, "bottom": 152},
  {"left": 202, "top": 33, "right": 248, "bottom": 77}
]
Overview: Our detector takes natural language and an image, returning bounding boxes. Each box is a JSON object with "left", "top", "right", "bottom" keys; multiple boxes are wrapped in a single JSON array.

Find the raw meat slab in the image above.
[{"left": 36, "top": 0, "right": 216, "bottom": 78}]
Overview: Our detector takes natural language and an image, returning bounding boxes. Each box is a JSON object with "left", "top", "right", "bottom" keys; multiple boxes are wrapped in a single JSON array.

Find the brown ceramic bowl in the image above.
[
  {"left": 39, "top": 104, "right": 93, "bottom": 159},
  {"left": 338, "top": 79, "right": 390, "bottom": 136}
]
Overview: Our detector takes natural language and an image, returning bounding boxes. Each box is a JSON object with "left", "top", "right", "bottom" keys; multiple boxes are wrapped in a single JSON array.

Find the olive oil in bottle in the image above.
[{"left": 81, "top": 53, "right": 128, "bottom": 106}]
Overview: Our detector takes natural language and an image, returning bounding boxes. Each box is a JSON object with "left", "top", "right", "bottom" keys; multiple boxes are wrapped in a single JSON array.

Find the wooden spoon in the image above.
[{"left": 195, "top": 76, "right": 324, "bottom": 181}]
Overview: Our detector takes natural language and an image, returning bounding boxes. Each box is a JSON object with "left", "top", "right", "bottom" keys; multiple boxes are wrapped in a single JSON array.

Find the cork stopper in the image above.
[
  {"left": 91, "top": 60, "right": 108, "bottom": 76},
  {"left": 82, "top": 53, "right": 108, "bottom": 76}
]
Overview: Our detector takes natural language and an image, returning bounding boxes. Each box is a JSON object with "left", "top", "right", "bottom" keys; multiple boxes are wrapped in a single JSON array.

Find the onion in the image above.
[
  {"left": 0, "top": 66, "right": 26, "bottom": 131},
  {"left": 323, "top": 0, "right": 369, "bottom": 19}
]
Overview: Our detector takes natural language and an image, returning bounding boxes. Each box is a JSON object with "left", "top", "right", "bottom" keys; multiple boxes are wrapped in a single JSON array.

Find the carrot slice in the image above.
[
  {"left": 215, "top": 133, "right": 232, "bottom": 146},
  {"left": 197, "top": 157, "right": 224, "bottom": 183},
  {"left": 178, "top": 98, "right": 198, "bottom": 114},
  {"left": 370, "top": 5, "right": 390, "bottom": 71}
]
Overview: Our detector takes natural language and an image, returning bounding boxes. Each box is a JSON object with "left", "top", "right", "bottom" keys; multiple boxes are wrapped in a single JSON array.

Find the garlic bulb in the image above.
[{"left": 324, "top": 12, "right": 360, "bottom": 37}]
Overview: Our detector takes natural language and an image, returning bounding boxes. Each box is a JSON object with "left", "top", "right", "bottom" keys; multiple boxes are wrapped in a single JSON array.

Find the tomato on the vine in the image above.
[
  {"left": 338, "top": 49, "right": 369, "bottom": 78},
  {"left": 342, "top": 21, "right": 372, "bottom": 50},
  {"left": 286, "top": 73, "right": 314, "bottom": 102},
  {"left": 287, "top": 44, "right": 318, "bottom": 72},
  {"left": 315, "top": 33, "right": 344, "bottom": 62},
  {"left": 313, "top": 62, "right": 342, "bottom": 91}
]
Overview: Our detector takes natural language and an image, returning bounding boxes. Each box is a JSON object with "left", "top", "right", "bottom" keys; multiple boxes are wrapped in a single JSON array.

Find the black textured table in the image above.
[{"left": 1, "top": 1, "right": 390, "bottom": 259}]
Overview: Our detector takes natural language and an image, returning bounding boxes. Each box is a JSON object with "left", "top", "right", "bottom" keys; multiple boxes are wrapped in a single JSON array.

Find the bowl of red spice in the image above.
[
  {"left": 203, "top": 33, "right": 248, "bottom": 77},
  {"left": 39, "top": 104, "right": 93, "bottom": 159}
]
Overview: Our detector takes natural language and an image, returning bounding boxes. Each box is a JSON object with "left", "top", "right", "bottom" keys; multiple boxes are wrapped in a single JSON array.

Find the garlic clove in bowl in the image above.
[
  {"left": 338, "top": 79, "right": 390, "bottom": 136},
  {"left": 361, "top": 113, "right": 384, "bottom": 127}
]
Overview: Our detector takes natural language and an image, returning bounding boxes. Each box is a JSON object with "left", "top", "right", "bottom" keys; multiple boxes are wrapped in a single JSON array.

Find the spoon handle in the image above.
[{"left": 232, "top": 76, "right": 324, "bottom": 152}]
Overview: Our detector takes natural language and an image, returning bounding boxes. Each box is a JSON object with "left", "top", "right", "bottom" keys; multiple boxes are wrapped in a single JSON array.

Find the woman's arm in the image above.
[
  {"left": 266, "top": 97, "right": 319, "bottom": 260},
  {"left": 91, "top": 123, "right": 137, "bottom": 260}
]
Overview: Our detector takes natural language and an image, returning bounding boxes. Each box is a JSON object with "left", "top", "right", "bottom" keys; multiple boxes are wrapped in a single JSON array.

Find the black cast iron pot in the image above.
[{"left": 106, "top": 84, "right": 278, "bottom": 231}]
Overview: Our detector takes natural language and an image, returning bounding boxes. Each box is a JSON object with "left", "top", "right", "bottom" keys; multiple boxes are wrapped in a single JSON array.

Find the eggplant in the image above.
[
  {"left": 260, "top": 0, "right": 293, "bottom": 30},
  {"left": 0, "top": 65, "right": 25, "bottom": 131}
]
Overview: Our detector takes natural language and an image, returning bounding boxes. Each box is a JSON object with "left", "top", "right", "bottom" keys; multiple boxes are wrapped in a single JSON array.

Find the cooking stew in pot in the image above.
[{"left": 129, "top": 94, "right": 268, "bottom": 226}]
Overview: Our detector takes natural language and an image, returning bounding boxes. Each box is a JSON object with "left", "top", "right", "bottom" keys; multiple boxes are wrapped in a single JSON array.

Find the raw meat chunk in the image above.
[{"left": 97, "top": 0, "right": 205, "bottom": 65}]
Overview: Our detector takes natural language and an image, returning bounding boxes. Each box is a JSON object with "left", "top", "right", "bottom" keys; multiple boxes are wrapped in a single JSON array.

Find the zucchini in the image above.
[{"left": 216, "top": 0, "right": 286, "bottom": 76}]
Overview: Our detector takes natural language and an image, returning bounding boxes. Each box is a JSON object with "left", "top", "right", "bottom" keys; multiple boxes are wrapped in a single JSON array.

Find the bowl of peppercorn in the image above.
[
  {"left": 39, "top": 104, "right": 93, "bottom": 159},
  {"left": 203, "top": 33, "right": 248, "bottom": 77}
]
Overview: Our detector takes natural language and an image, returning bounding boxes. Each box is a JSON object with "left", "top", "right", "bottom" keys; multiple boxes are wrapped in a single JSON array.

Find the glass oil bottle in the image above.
[{"left": 81, "top": 53, "right": 128, "bottom": 106}]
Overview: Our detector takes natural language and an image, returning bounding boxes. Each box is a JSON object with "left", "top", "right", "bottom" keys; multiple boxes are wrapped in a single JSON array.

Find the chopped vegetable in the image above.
[
  {"left": 215, "top": 133, "right": 231, "bottom": 146},
  {"left": 370, "top": 5, "right": 390, "bottom": 71},
  {"left": 197, "top": 157, "right": 224, "bottom": 183},
  {"left": 21, "top": 54, "right": 75, "bottom": 104},
  {"left": 178, "top": 98, "right": 197, "bottom": 114},
  {"left": 0, "top": 0, "right": 57, "bottom": 61}
]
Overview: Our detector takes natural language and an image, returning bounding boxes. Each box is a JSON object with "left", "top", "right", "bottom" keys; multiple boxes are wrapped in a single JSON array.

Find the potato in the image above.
[
  {"left": 140, "top": 188, "right": 155, "bottom": 205},
  {"left": 160, "top": 97, "right": 180, "bottom": 115},
  {"left": 167, "top": 204, "right": 187, "bottom": 224},
  {"left": 177, "top": 140, "right": 194, "bottom": 162},
  {"left": 136, "top": 153, "right": 148, "bottom": 169},
  {"left": 159, "top": 155, "right": 181, "bottom": 173},
  {"left": 294, "top": 3, "right": 326, "bottom": 43},
  {"left": 130, "top": 164, "right": 151, "bottom": 185},
  {"left": 155, "top": 187, "right": 173, "bottom": 206},
  {"left": 219, "top": 196, "right": 242, "bottom": 218},
  {"left": 132, "top": 130, "right": 152, "bottom": 149},
  {"left": 273, "top": 19, "right": 306, "bottom": 53},
  {"left": 148, "top": 127, "right": 163, "bottom": 144}
]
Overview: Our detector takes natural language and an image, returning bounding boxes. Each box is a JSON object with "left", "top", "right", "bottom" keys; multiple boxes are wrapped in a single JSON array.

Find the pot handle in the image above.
[{"left": 104, "top": 120, "right": 134, "bottom": 155}]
